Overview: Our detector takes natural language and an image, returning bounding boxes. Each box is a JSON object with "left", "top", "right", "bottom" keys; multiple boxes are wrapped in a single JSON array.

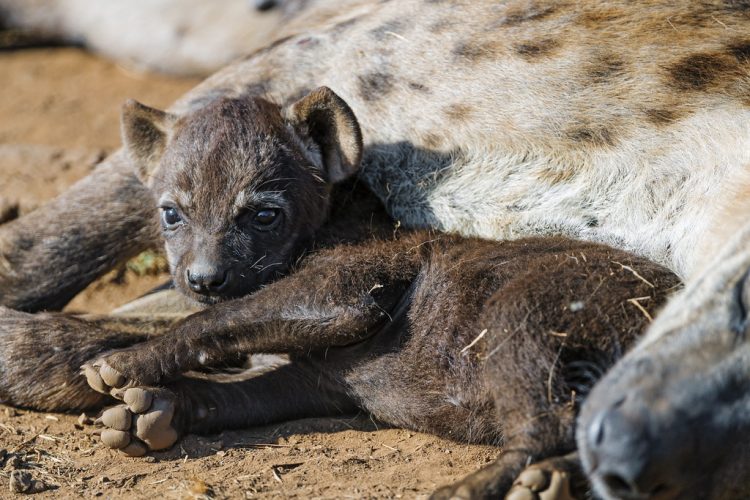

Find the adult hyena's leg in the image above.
[
  {"left": 0, "top": 151, "right": 160, "bottom": 311},
  {"left": 96, "top": 362, "right": 356, "bottom": 456}
]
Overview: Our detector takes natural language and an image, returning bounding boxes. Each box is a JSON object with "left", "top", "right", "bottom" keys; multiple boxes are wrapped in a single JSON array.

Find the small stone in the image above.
[
  {"left": 78, "top": 413, "right": 94, "bottom": 427},
  {"left": 144, "top": 456, "right": 157, "bottom": 463},
  {"left": 0, "top": 449, "right": 7, "bottom": 468},
  {"left": 9, "top": 470, "right": 32, "bottom": 493}
]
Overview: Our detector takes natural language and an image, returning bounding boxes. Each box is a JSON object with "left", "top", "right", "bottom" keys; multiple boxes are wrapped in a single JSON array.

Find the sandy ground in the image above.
[{"left": 0, "top": 47, "right": 498, "bottom": 498}]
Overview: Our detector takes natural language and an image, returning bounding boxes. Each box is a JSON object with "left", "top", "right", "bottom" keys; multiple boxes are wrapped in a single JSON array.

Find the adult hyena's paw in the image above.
[
  {"left": 97, "top": 387, "right": 180, "bottom": 456},
  {"left": 83, "top": 350, "right": 164, "bottom": 395},
  {"left": 506, "top": 461, "right": 576, "bottom": 500}
]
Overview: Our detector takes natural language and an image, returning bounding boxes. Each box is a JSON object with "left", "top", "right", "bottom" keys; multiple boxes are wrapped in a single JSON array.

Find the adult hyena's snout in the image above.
[
  {"left": 580, "top": 388, "right": 688, "bottom": 500},
  {"left": 578, "top": 346, "right": 750, "bottom": 500},
  {"left": 578, "top": 235, "right": 750, "bottom": 500}
]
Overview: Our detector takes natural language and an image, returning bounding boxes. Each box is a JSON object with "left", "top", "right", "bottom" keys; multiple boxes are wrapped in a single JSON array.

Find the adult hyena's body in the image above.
[
  {"left": 184, "top": 0, "right": 750, "bottom": 279},
  {"left": 1, "top": 0, "right": 748, "bottom": 306}
]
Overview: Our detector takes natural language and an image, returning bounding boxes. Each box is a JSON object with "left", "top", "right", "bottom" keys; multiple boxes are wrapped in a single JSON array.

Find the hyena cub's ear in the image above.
[
  {"left": 121, "top": 99, "right": 178, "bottom": 184},
  {"left": 286, "top": 87, "right": 363, "bottom": 183}
]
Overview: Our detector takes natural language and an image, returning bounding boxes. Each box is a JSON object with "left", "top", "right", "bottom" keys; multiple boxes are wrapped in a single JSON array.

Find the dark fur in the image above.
[{"left": 22, "top": 92, "right": 679, "bottom": 497}]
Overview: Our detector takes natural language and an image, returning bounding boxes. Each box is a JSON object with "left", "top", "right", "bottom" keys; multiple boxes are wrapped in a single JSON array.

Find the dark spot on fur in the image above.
[
  {"left": 585, "top": 216, "right": 599, "bottom": 228},
  {"left": 243, "top": 79, "right": 272, "bottom": 97},
  {"left": 568, "top": 126, "right": 615, "bottom": 147},
  {"left": 588, "top": 55, "right": 626, "bottom": 82},
  {"left": 242, "top": 35, "right": 293, "bottom": 61},
  {"left": 577, "top": 9, "right": 625, "bottom": 29},
  {"left": 668, "top": 53, "right": 736, "bottom": 91},
  {"left": 14, "top": 235, "right": 34, "bottom": 252},
  {"left": 357, "top": 72, "right": 395, "bottom": 102},
  {"left": 645, "top": 108, "right": 679, "bottom": 126},
  {"left": 515, "top": 39, "right": 559, "bottom": 60},
  {"left": 729, "top": 41, "right": 750, "bottom": 63},
  {"left": 537, "top": 166, "right": 575, "bottom": 184},
  {"left": 370, "top": 19, "right": 405, "bottom": 41},
  {"left": 429, "top": 19, "right": 453, "bottom": 33},
  {"left": 423, "top": 133, "right": 443, "bottom": 149},
  {"left": 453, "top": 40, "right": 504, "bottom": 62},
  {"left": 444, "top": 103, "right": 474, "bottom": 122},
  {"left": 502, "top": 5, "right": 557, "bottom": 26},
  {"left": 295, "top": 37, "right": 319, "bottom": 48},
  {"left": 284, "top": 87, "right": 313, "bottom": 107},
  {"left": 331, "top": 17, "right": 359, "bottom": 34},
  {"left": 185, "top": 87, "right": 236, "bottom": 112},
  {"left": 409, "top": 82, "right": 430, "bottom": 92},
  {"left": 724, "top": 0, "right": 750, "bottom": 13}
]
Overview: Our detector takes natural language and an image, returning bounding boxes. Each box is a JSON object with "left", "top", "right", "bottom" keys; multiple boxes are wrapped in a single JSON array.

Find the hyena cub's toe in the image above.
[
  {"left": 83, "top": 351, "right": 163, "bottom": 395},
  {"left": 98, "top": 387, "right": 180, "bottom": 456}
]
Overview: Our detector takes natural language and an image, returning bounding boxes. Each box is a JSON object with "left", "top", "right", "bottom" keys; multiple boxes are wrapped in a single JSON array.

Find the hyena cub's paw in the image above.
[
  {"left": 506, "top": 461, "right": 575, "bottom": 500},
  {"left": 97, "top": 387, "right": 180, "bottom": 456},
  {"left": 83, "top": 351, "right": 162, "bottom": 395}
]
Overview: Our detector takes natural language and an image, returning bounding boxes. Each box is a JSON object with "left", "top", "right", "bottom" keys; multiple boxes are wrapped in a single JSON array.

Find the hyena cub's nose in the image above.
[
  {"left": 583, "top": 403, "right": 680, "bottom": 499},
  {"left": 186, "top": 266, "right": 230, "bottom": 294}
]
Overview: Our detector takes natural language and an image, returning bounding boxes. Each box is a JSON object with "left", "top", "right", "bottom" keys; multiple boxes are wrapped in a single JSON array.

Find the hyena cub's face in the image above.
[{"left": 120, "top": 87, "right": 363, "bottom": 303}]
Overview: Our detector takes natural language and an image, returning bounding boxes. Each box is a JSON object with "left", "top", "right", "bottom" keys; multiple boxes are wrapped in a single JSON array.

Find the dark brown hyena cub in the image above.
[{"left": 0, "top": 88, "right": 678, "bottom": 498}]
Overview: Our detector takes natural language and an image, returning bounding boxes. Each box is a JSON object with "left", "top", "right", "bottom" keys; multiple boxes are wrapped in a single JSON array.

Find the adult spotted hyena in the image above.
[{"left": 1, "top": 0, "right": 750, "bottom": 497}]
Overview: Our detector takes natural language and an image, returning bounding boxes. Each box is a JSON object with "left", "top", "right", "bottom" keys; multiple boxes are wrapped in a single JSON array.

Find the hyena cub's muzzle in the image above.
[{"left": 185, "top": 261, "right": 231, "bottom": 295}]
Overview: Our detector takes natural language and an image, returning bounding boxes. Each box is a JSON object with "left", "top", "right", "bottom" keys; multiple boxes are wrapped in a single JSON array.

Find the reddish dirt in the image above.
[{"left": 0, "top": 47, "right": 498, "bottom": 498}]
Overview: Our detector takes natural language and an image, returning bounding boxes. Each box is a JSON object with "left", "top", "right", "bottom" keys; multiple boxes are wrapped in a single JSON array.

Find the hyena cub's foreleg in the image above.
[
  {"left": 83, "top": 240, "right": 422, "bottom": 391},
  {"left": 82, "top": 238, "right": 422, "bottom": 453}
]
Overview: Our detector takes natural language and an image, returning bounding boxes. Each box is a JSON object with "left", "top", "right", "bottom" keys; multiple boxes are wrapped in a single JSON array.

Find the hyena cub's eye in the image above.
[
  {"left": 161, "top": 207, "right": 183, "bottom": 229},
  {"left": 253, "top": 208, "right": 280, "bottom": 227}
]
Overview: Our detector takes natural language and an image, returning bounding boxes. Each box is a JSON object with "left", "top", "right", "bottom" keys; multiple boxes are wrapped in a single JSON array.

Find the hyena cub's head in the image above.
[{"left": 120, "top": 87, "right": 363, "bottom": 303}]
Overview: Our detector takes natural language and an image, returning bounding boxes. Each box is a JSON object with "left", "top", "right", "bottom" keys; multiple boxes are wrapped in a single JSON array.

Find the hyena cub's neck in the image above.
[{"left": 118, "top": 86, "right": 395, "bottom": 302}]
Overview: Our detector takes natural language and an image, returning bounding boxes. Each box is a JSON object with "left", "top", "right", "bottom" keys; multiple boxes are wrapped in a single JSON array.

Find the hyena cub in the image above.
[{"left": 73, "top": 87, "right": 679, "bottom": 498}]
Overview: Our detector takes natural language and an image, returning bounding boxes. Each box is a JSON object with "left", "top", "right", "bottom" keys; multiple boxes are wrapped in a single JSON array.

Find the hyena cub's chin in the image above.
[{"left": 120, "top": 87, "right": 363, "bottom": 303}]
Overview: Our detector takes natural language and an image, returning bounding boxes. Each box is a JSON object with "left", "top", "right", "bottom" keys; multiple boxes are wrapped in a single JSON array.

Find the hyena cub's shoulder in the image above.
[{"left": 120, "top": 87, "right": 365, "bottom": 303}]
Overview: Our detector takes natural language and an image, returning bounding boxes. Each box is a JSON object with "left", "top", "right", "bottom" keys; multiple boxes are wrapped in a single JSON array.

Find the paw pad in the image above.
[{"left": 96, "top": 387, "right": 179, "bottom": 456}]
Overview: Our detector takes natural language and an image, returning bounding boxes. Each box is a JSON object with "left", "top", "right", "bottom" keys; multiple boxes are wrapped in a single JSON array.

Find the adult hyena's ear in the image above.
[
  {"left": 121, "top": 99, "right": 177, "bottom": 184},
  {"left": 286, "top": 87, "right": 363, "bottom": 183}
]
